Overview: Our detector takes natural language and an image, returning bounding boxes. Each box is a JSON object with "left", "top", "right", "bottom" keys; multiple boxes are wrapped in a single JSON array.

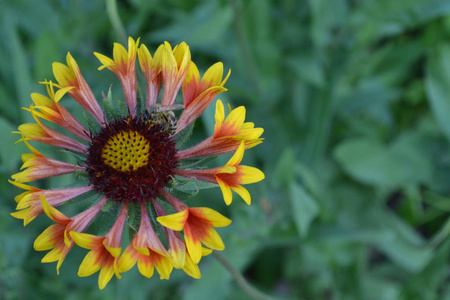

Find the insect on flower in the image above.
[{"left": 140, "top": 104, "right": 184, "bottom": 136}]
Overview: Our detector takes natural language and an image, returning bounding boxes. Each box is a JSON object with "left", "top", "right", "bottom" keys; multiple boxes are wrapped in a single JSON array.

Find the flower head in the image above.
[{"left": 10, "top": 37, "right": 264, "bottom": 289}]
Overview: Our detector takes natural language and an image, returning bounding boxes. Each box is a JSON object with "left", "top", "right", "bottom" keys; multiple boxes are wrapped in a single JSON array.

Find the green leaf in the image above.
[
  {"left": 426, "top": 43, "right": 450, "bottom": 142},
  {"left": 334, "top": 136, "right": 432, "bottom": 187},
  {"left": 290, "top": 183, "right": 319, "bottom": 238},
  {"left": 273, "top": 147, "right": 296, "bottom": 188}
]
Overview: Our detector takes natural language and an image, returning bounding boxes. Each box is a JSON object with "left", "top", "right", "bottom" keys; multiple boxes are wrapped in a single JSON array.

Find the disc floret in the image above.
[{"left": 85, "top": 116, "right": 178, "bottom": 203}]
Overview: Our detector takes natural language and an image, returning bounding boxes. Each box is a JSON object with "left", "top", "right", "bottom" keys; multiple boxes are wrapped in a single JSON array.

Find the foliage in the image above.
[{"left": 2, "top": 0, "right": 450, "bottom": 299}]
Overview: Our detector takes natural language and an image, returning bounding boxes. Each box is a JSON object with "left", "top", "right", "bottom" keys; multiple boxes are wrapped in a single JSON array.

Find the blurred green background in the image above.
[{"left": 2, "top": 0, "right": 450, "bottom": 299}]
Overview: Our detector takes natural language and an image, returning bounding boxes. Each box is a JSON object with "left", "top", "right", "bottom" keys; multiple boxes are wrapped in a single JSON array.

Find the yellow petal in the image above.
[
  {"left": 94, "top": 52, "right": 115, "bottom": 70},
  {"left": 157, "top": 210, "right": 188, "bottom": 231},
  {"left": 18, "top": 123, "right": 46, "bottom": 138},
  {"left": 41, "top": 248, "right": 62, "bottom": 263},
  {"left": 8, "top": 180, "right": 36, "bottom": 191},
  {"left": 54, "top": 86, "right": 74, "bottom": 102},
  {"left": 226, "top": 141, "right": 245, "bottom": 166},
  {"left": 10, "top": 209, "right": 30, "bottom": 224},
  {"left": 78, "top": 251, "right": 102, "bottom": 277},
  {"left": 137, "top": 259, "right": 155, "bottom": 278},
  {"left": 184, "top": 226, "right": 203, "bottom": 264},
  {"left": 31, "top": 93, "right": 53, "bottom": 107},
  {"left": 138, "top": 44, "right": 153, "bottom": 73},
  {"left": 118, "top": 246, "right": 137, "bottom": 273},
  {"left": 40, "top": 195, "right": 69, "bottom": 223},
  {"left": 221, "top": 68, "right": 231, "bottom": 86},
  {"left": 113, "top": 42, "right": 128, "bottom": 64},
  {"left": 66, "top": 52, "right": 80, "bottom": 73},
  {"left": 202, "top": 62, "right": 223, "bottom": 86},
  {"left": 216, "top": 166, "right": 236, "bottom": 174},
  {"left": 231, "top": 186, "right": 251, "bottom": 205},
  {"left": 214, "top": 99, "right": 225, "bottom": 126},
  {"left": 173, "top": 42, "right": 191, "bottom": 70},
  {"left": 104, "top": 243, "right": 121, "bottom": 258},
  {"left": 199, "top": 228, "right": 225, "bottom": 251},
  {"left": 155, "top": 256, "right": 173, "bottom": 279},
  {"left": 202, "top": 248, "right": 213, "bottom": 256},
  {"left": 135, "top": 246, "right": 150, "bottom": 256},
  {"left": 151, "top": 44, "right": 166, "bottom": 71},
  {"left": 239, "top": 166, "right": 265, "bottom": 184},
  {"left": 52, "top": 62, "right": 74, "bottom": 87},
  {"left": 182, "top": 254, "right": 201, "bottom": 279},
  {"left": 98, "top": 262, "right": 116, "bottom": 290},
  {"left": 225, "top": 106, "right": 246, "bottom": 129},
  {"left": 240, "top": 127, "right": 265, "bottom": 140},
  {"left": 168, "top": 234, "right": 186, "bottom": 269},
  {"left": 217, "top": 179, "right": 233, "bottom": 205},
  {"left": 70, "top": 231, "right": 99, "bottom": 249},
  {"left": 34, "top": 224, "right": 59, "bottom": 251},
  {"left": 189, "top": 207, "right": 232, "bottom": 227}
]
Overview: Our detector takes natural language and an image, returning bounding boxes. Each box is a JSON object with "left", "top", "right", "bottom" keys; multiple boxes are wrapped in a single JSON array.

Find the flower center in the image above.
[
  {"left": 101, "top": 130, "right": 150, "bottom": 172},
  {"left": 85, "top": 116, "right": 178, "bottom": 203}
]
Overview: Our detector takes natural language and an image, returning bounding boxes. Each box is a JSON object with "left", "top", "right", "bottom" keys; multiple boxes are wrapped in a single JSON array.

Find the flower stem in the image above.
[
  {"left": 105, "top": 0, "right": 127, "bottom": 44},
  {"left": 212, "top": 251, "right": 283, "bottom": 300}
]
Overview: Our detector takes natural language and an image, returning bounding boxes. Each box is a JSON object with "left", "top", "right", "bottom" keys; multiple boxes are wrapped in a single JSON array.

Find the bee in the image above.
[{"left": 140, "top": 104, "right": 184, "bottom": 135}]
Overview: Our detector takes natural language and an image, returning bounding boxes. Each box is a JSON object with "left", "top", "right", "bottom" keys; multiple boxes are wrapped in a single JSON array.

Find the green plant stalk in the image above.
[
  {"left": 106, "top": 0, "right": 127, "bottom": 44},
  {"left": 212, "top": 252, "right": 285, "bottom": 300}
]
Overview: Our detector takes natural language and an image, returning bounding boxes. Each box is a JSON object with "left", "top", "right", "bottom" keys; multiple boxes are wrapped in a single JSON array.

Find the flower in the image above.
[{"left": 10, "top": 37, "right": 264, "bottom": 289}]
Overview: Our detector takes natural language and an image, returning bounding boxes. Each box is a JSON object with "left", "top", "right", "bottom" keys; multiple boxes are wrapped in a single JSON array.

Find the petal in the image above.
[
  {"left": 34, "top": 224, "right": 63, "bottom": 251},
  {"left": 189, "top": 207, "right": 232, "bottom": 227},
  {"left": 154, "top": 255, "right": 173, "bottom": 279},
  {"left": 104, "top": 244, "right": 121, "bottom": 258},
  {"left": 198, "top": 227, "right": 225, "bottom": 251},
  {"left": 217, "top": 178, "right": 233, "bottom": 205},
  {"left": 17, "top": 123, "right": 46, "bottom": 139},
  {"left": 118, "top": 245, "right": 137, "bottom": 273},
  {"left": 70, "top": 231, "right": 102, "bottom": 249},
  {"left": 98, "top": 261, "right": 116, "bottom": 290},
  {"left": 10, "top": 209, "right": 30, "bottom": 224},
  {"left": 238, "top": 166, "right": 265, "bottom": 184},
  {"left": 201, "top": 62, "right": 224, "bottom": 87},
  {"left": 182, "top": 254, "right": 201, "bottom": 279},
  {"left": 184, "top": 225, "right": 203, "bottom": 264},
  {"left": 94, "top": 52, "right": 115, "bottom": 70},
  {"left": 224, "top": 106, "right": 246, "bottom": 131},
  {"left": 214, "top": 99, "right": 225, "bottom": 127},
  {"left": 41, "top": 247, "right": 63, "bottom": 263},
  {"left": 137, "top": 258, "right": 155, "bottom": 278},
  {"left": 157, "top": 210, "right": 189, "bottom": 231},
  {"left": 52, "top": 62, "right": 74, "bottom": 87},
  {"left": 226, "top": 141, "right": 245, "bottom": 166},
  {"left": 31, "top": 93, "right": 53, "bottom": 107},
  {"left": 166, "top": 231, "right": 186, "bottom": 269},
  {"left": 78, "top": 250, "right": 102, "bottom": 277},
  {"left": 216, "top": 166, "right": 236, "bottom": 174},
  {"left": 173, "top": 42, "right": 191, "bottom": 71},
  {"left": 113, "top": 42, "right": 128, "bottom": 65},
  {"left": 40, "top": 195, "right": 70, "bottom": 224},
  {"left": 231, "top": 186, "right": 251, "bottom": 205},
  {"left": 202, "top": 248, "right": 213, "bottom": 256}
]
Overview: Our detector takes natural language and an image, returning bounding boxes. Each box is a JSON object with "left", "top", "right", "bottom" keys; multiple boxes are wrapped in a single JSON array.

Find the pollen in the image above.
[{"left": 101, "top": 130, "right": 150, "bottom": 172}]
